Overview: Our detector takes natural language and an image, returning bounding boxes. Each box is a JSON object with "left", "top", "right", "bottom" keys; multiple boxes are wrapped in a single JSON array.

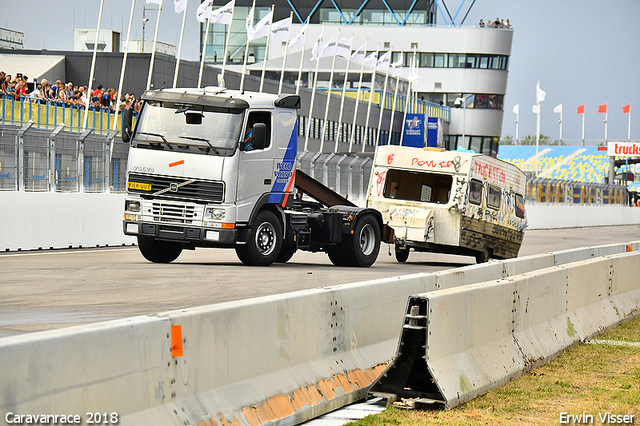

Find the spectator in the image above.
[
  {"left": 30, "top": 84, "right": 45, "bottom": 103},
  {"left": 49, "top": 80, "right": 60, "bottom": 102},
  {"left": 0, "top": 72, "right": 7, "bottom": 96},
  {"left": 15, "top": 79, "right": 28, "bottom": 98},
  {"left": 506, "top": 19, "right": 511, "bottom": 28},
  {"left": 479, "top": 19, "right": 485, "bottom": 27},
  {"left": 101, "top": 88, "right": 112, "bottom": 111}
]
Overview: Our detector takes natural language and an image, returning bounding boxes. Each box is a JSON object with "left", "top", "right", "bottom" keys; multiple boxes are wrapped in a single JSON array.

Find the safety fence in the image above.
[
  {"left": 1, "top": 242, "right": 638, "bottom": 425},
  {"left": 526, "top": 177, "right": 628, "bottom": 205}
]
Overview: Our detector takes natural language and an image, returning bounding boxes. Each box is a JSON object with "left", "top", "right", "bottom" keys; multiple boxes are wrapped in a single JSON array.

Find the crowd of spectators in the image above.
[
  {"left": 0, "top": 71, "right": 142, "bottom": 114},
  {"left": 478, "top": 18, "right": 511, "bottom": 28}
]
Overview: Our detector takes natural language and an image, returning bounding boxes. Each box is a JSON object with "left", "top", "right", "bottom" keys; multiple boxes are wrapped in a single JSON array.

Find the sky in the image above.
[{"left": 3, "top": 0, "right": 640, "bottom": 143}]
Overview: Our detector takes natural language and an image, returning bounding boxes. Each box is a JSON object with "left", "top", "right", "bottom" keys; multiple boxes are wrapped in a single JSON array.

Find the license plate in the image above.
[{"left": 128, "top": 181, "right": 151, "bottom": 191}]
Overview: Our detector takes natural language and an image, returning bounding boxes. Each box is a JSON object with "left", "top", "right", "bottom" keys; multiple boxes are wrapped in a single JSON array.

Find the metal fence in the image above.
[{"left": 526, "top": 177, "right": 629, "bottom": 205}]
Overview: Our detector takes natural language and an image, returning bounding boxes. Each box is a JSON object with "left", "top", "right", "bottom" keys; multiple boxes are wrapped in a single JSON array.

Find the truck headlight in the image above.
[
  {"left": 126, "top": 200, "right": 141, "bottom": 212},
  {"left": 205, "top": 207, "right": 225, "bottom": 220}
]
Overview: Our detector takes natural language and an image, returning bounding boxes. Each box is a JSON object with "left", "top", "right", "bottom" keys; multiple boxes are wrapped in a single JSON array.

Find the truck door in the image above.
[{"left": 236, "top": 111, "right": 274, "bottom": 223}]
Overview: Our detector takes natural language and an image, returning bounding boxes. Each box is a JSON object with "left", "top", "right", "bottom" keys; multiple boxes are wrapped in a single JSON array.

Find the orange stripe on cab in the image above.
[{"left": 169, "top": 160, "right": 185, "bottom": 167}]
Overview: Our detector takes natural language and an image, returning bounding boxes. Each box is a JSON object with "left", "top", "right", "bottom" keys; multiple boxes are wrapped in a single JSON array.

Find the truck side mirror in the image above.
[
  {"left": 251, "top": 123, "right": 267, "bottom": 150},
  {"left": 122, "top": 106, "right": 134, "bottom": 143}
]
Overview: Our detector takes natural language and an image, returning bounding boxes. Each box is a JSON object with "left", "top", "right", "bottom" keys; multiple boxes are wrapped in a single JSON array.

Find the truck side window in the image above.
[
  {"left": 469, "top": 179, "right": 483, "bottom": 205},
  {"left": 515, "top": 194, "right": 525, "bottom": 218},
  {"left": 487, "top": 185, "right": 501, "bottom": 209},
  {"left": 245, "top": 111, "right": 271, "bottom": 150}
]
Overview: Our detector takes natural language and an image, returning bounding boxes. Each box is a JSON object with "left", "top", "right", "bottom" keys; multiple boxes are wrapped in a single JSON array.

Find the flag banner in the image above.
[
  {"left": 623, "top": 104, "right": 631, "bottom": 114},
  {"left": 390, "top": 59, "right": 402, "bottom": 77},
  {"left": 319, "top": 32, "right": 339, "bottom": 58},
  {"left": 310, "top": 29, "right": 324, "bottom": 61},
  {"left": 271, "top": 16, "right": 292, "bottom": 43},
  {"left": 197, "top": 0, "right": 214, "bottom": 22},
  {"left": 336, "top": 37, "right": 353, "bottom": 59},
  {"left": 553, "top": 104, "right": 562, "bottom": 114},
  {"left": 532, "top": 105, "right": 539, "bottom": 114},
  {"left": 364, "top": 50, "right": 378, "bottom": 68},
  {"left": 210, "top": 0, "right": 235, "bottom": 25},
  {"left": 598, "top": 104, "right": 607, "bottom": 114},
  {"left": 427, "top": 117, "right": 444, "bottom": 148},
  {"left": 351, "top": 41, "right": 367, "bottom": 64},
  {"left": 245, "top": 4, "right": 255, "bottom": 39},
  {"left": 377, "top": 51, "right": 391, "bottom": 71},
  {"left": 288, "top": 22, "right": 308, "bottom": 50},
  {"left": 147, "top": 0, "right": 163, "bottom": 4},
  {"left": 536, "top": 81, "right": 546, "bottom": 103},
  {"left": 402, "top": 113, "right": 425, "bottom": 148},
  {"left": 408, "top": 60, "right": 419, "bottom": 82},
  {"left": 512, "top": 104, "right": 519, "bottom": 114},
  {"left": 249, "top": 10, "right": 272, "bottom": 41},
  {"left": 577, "top": 104, "right": 585, "bottom": 114},
  {"left": 174, "top": 0, "right": 187, "bottom": 13}
]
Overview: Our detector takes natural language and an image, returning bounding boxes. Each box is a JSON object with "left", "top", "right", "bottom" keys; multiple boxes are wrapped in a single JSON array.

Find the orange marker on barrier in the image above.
[
  {"left": 627, "top": 245, "right": 631, "bottom": 252},
  {"left": 171, "top": 325, "right": 183, "bottom": 357}
]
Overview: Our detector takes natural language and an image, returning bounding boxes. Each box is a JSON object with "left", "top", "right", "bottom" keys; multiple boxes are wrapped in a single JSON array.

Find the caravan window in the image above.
[
  {"left": 515, "top": 194, "right": 525, "bottom": 218},
  {"left": 487, "top": 185, "right": 501, "bottom": 209},
  {"left": 384, "top": 169, "right": 453, "bottom": 204},
  {"left": 469, "top": 179, "right": 483, "bottom": 205}
]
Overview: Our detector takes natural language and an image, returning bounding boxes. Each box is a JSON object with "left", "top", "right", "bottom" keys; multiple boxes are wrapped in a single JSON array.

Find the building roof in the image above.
[{"left": 0, "top": 53, "right": 65, "bottom": 82}]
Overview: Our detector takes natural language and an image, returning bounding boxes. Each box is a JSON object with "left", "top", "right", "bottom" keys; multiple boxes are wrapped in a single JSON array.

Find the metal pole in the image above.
[
  {"left": 361, "top": 43, "right": 379, "bottom": 153},
  {"left": 198, "top": 16, "right": 212, "bottom": 89},
  {"left": 375, "top": 49, "right": 391, "bottom": 148},
  {"left": 278, "top": 12, "right": 294, "bottom": 94},
  {"left": 319, "top": 30, "right": 340, "bottom": 154},
  {"left": 146, "top": 3, "right": 163, "bottom": 91},
  {"left": 304, "top": 24, "right": 324, "bottom": 151},
  {"left": 173, "top": 0, "right": 189, "bottom": 88},
  {"left": 220, "top": 3, "right": 234, "bottom": 81},
  {"left": 259, "top": 5, "right": 275, "bottom": 93},
  {"left": 387, "top": 69, "right": 401, "bottom": 145},
  {"left": 83, "top": 0, "right": 105, "bottom": 130},
  {"left": 49, "top": 124, "right": 65, "bottom": 192},
  {"left": 113, "top": 0, "right": 136, "bottom": 131},
  {"left": 348, "top": 38, "right": 367, "bottom": 152},
  {"left": 334, "top": 34, "right": 353, "bottom": 153},
  {"left": 240, "top": 0, "right": 256, "bottom": 92},
  {"left": 295, "top": 22, "right": 309, "bottom": 95}
]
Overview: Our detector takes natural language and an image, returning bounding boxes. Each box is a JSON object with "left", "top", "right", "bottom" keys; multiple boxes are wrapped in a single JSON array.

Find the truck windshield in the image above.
[{"left": 132, "top": 102, "right": 243, "bottom": 155}]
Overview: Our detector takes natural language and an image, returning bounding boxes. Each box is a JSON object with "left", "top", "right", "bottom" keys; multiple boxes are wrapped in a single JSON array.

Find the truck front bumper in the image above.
[{"left": 123, "top": 220, "right": 236, "bottom": 246}]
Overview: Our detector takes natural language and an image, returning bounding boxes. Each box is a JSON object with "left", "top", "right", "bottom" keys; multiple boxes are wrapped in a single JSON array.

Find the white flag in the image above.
[
  {"left": 210, "top": 0, "right": 235, "bottom": 25},
  {"left": 536, "top": 81, "right": 546, "bottom": 103},
  {"left": 288, "top": 22, "right": 308, "bottom": 50},
  {"left": 319, "top": 32, "right": 339, "bottom": 58},
  {"left": 271, "top": 16, "right": 292, "bottom": 43},
  {"left": 197, "top": 0, "right": 214, "bottom": 22},
  {"left": 245, "top": 4, "right": 255, "bottom": 39},
  {"left": 310, "top": 28, "right": 324, "bottom": 61},
  {"left": 249, "top": 10, "right": 272, "bottom": 41},
  {"left": 147, "top": 0, "right": 162, "bottom": 4},
  {"left": 363, "top": 50, "right": 378, "bottom": 68},
  {"left": 390, "top": 58, "right": 402, "bottom": 77},
  {"left": 408, "top": 66, "right": 419, "bottom": 82},
  {"left": 377, "top": 50, "right": 391, "bottom": 71},
  {"left": 512, "top": 104, "right": 519, "bottom": 115},
  {"left": 532, "top": 105, "right": 539, "bottom": 114},
  {"left": 554, "top": 103, "right": 563, "bottom": 114},
  {"left": 174, "top": 0, "right": 187, "bottom": 13},
  {"left": 351, "top": 41, "right": 367, "bottom": 64},
  {"left": 336, "top": 36, "right": 352, "bottom": 59}
]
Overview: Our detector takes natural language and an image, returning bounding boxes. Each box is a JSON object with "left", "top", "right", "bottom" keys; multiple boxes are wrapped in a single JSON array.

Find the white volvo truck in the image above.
[{"left": 121, "top": 87, "right": 382, "bottom": 266}]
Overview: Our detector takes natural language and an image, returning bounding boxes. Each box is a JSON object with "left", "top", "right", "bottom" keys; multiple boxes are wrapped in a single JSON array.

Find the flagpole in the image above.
[
  {"left": 349, "top": 38, "right": 367, "bottom": 152},
  {"left": 604, "top": 105, "right": 608, "bottom": 141},
  {"left": 219, "top": 1, "right": 235, "bottom": 82},
  {"left": 259, "top": 5, "right": 274, "bottom": 93},
  {"left": 113, "top": 0, "right": 136, "bottom": 131},
  {"left": 83, "top": 0, "right": 104, "bottom": 130},
  {"left": 399, "top": 55, "right": 415, "bottom": 148},
  {"left": 240, "top": 1, "right": 255, "bottom": 92},
  {"left": 362, "top": 43, "right": 379, "bottom": 153},
  {"left": 375, "top": 48, "right": 392, "bottom": 148},
  {"left": 629, "top": 106, "right": 632, "bottom": 140},
  {"left": 294, "top": 23, "right": 308, "bottom": 95},
  {"left": 581, "top": 111, "right": 585, "bottom": 146},
  {"left": 198, "top": 14, "right": 212, "bottom": 89},
  {"left": 277, "top": 12, "right": 293, "bottom": 95},
  {"left": 319, "top": 29, "right": 340, "bottom": 154},
  {"left": 146, "top": 2, "right": 163, "bottom": 91},
  {"left": 304, "top": 23, "right": 324, "bottom": 151},
  {"left": 334, "top": 34, "right": 353, "bottom": 153},
  {"left": 173, "top": 0, "right": 189, "bottom": 88},
  {"left": 387, "top": 62, "right": 401, "bottom": 145}
]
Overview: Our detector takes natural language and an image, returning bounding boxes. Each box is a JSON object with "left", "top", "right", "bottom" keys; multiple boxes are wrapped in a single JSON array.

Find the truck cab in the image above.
[{"left": 122, "top": 87, "right": 382, "bottom": 267}]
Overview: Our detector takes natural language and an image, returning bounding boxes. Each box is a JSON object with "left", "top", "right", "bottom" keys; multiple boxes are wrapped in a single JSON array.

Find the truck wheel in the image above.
[
  {"left": 235, "top": 210, "right": 282, "bottom": 266},
  {"left": 327, "top": 244, "right": 349, "bottom": 266},
  {"left": 475, "top": 247, "right": 491, "bottom": 264},
  {"left": 343, "top": 214, "right": 381, "bottom": 267},
  {"left": 137, "top": 236, "right": 182, "bottom": 263},
  {"left": 275, "top": 245, "right": 296, "bottom": 263},
  {"left": 395, "top": 246, "right": 410, "bottom": 263}
]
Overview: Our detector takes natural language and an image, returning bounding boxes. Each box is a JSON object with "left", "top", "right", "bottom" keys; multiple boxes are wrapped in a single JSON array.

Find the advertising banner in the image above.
[
  {"left": 427, "top": 117, "right": 443, "bottom": 148},
  {"left": 402, "top": 113, "right": 424, "bottom": 148}
]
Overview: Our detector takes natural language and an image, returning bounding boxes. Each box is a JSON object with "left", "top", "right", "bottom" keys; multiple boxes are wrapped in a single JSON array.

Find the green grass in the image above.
[{"left": 350, "top": 317, "right": 640, "bottom": 426}]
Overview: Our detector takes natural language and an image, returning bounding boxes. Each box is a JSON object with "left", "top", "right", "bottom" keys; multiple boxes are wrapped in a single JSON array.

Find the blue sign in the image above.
[
  {"left": 402, "top": 114, "right": 425, "bottom": 148},
  {"left": 426, "top": 117, "right": 443, "bottom": 148}
]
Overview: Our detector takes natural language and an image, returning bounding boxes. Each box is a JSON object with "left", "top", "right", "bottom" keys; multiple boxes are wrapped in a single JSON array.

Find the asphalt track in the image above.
[{"left": 1, "top": 225, "right": 639, "bottom": 337}]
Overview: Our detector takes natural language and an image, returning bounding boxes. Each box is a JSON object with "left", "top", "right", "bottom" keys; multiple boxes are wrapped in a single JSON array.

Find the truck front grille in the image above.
[
  {"left": 128, "top": 173, "right": 224, "bottom": 203},
  {"left": 152, "top": 202, "right": 196, "bottom": 224}
]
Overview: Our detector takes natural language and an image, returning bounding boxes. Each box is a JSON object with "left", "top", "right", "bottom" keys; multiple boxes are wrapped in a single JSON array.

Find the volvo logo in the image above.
[{"left": 170, "top": 183, "right": 179, "bottom": 192}]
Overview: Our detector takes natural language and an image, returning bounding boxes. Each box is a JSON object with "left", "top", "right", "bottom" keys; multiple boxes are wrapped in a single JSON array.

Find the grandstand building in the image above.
[{"left": 205, "top": 0, "right": 513, "bottom": 155}]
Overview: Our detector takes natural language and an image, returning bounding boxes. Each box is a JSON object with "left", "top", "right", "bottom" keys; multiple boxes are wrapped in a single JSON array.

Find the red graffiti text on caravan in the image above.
[
  {"left": 474, "top": 161, "right": 506, "bottom": 184},
  {"left": 411, "top": 158, "right": 454, "bottom": 169}
]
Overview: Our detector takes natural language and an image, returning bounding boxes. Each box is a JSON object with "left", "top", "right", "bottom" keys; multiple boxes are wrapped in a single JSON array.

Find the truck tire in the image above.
[
  {"left": 235, "top": 210, "right": 283, "bottom": 266},
  {"left": 395, "top": 246, "right": 410, "bottom": 263},
  {"left": 342, "top": 214, "right": 381, "bottom": 267},
  {"left": 137, "top": 236, "right": 182, "bottom": 263},
  {"left": 275, "top": 245, "right": 296, "bottom": 263},
  {"left": 327, "top": 244, "right": 349, "bottom": 266}
]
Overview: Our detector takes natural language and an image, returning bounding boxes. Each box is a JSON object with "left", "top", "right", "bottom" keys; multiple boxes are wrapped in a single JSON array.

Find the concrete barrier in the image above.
[
  {"left": 2, "top": 244, "right": 640, "bottom": 424},
  {"left": 370, "top": 251, "right": 640, "bottom": 409}
]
